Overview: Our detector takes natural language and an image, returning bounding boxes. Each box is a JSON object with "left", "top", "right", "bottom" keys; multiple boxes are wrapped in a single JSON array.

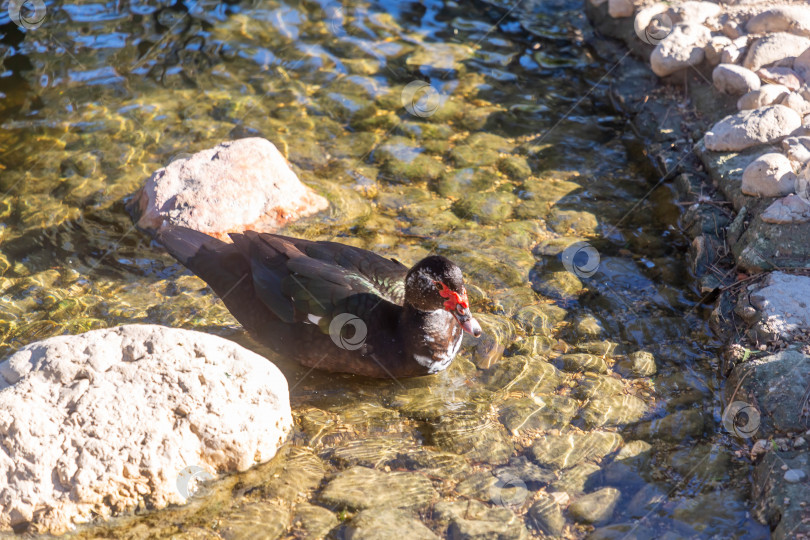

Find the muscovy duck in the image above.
[{"left": 158, "top": 226, "right": 482, "bottom": 378}]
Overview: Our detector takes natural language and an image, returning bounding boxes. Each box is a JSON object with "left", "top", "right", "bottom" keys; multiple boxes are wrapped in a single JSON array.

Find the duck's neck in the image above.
[{"left": 400, "top": 304, "right": 463, "bottom": 374}]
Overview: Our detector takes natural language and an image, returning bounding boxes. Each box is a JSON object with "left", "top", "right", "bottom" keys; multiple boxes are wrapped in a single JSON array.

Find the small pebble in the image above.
[
  {"left": 784, "top": 469, "right": 806, "bottom": 483},
  {"left": 794, "top": 437, "right": 806, "bottom": 448},
  {"left": 781, "top": 464, "right": 789, "bottom": 471}
]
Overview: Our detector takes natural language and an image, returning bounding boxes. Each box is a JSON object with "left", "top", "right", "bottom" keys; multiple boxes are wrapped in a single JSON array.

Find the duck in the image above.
[{"left": 157, "top": 226, "right": 482, "bottom": 378}]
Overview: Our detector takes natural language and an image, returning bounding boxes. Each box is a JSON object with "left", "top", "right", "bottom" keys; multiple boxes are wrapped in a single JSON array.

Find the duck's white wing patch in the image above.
[{"left": 307, "top": 314, "right": 322, "bottom": 324}]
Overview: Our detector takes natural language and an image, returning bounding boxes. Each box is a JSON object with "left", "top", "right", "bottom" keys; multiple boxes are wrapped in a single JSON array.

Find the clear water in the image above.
[{"left": 0, "top": 0, "right": 768, "bottom": 538}]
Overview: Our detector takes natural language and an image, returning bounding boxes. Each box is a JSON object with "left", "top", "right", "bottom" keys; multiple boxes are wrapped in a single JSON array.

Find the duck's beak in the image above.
[{"left": 454, "top": 307, "right": 482, "bottom": 337}]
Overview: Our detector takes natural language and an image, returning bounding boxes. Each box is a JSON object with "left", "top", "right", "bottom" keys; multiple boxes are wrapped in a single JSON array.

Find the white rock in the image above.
[
  {"left": 741, "top": 152, "right": 797, "bottom": 197},
  {"left": 796, "top": 48, "right": 810, "bottom": 84},
  {"left": 0, "top": 325, "right": 293, "bottom": 534},
  {"left": 705, "top": 105, "right": 802, "bottom": 151},
  {"left": 743, "top": 32, "right": 810, "bottom": 72},
  {"left": 784, "top": 469, "right": 807, "bottom": 484},
  {"left": 650, "top": 23, "right": 712, "bottom": 77},
  {"left": 781, "top": 92, "right": 810, "bottom": 116},
  {"left": 761, "top": 194, "right": 810, "bottom": 223},
  {"left": 737, "top": 84, "right": 790, "bottom": 110},
  {"left": 782, "top": 136, "right": 810, "bottom": 164},
  {"left": 128, "top": 137, "right": 329, "bottom": 240},
  {"left": 749, "top": 273, "right": 810, "bottom": 336},
  {"left": 746, "top": 6, "right": 810, "bottom": 38},
  {"left": 705, "top": 36, "right": 732, "bottom": 66},
  {"left": 721, "top": 20, "right": 743, "bottom": 40},
  {"left": 634, "top": 4, "right": 673, "bottom": 45},
  {"left": 713, "top": 64, "right": 761, "bottom": 95},
  {"left": 608, "top": 0, "right": 635, "bottom": 18},
  {"left": 668, "top": 1, "right": 721, "bottom": 25},
  {"left": 757, "top": 66, "right": 803, "bottom": 91}
]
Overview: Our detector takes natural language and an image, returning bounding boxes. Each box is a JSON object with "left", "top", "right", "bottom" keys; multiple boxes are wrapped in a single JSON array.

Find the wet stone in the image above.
[
  {"left": 453, "top": 191, "right": 519, "bottom": 224},
  {"left": 514, "top": 304, "right": 565, "bottom": 336},
  {"left": 344, "top": 508, "right": 438, "bottom": 540},
  {"left": 530, "top": 269, "right": 584, "bottom": 302},
  {"left": 615, "top": 351, "right": 657, "bottom": 378},
  {"left": 388, "top": 385, "right": 490, "bottom": 422},
  {"left": 392, "top": 448, "right": 469, "bottom": 484},
  {"left": 624, "top": 483, "right": 667, "bottom": 519},
  {"left": 319, "top": 466, "right": 437, "bottom": 510},
  {"left": 432, "top": 168, "right": 493, "bottom": 198},
  {"left": 450, "top": 132, "right": 513, "bottom": 167},
  {"left": 481, "top": 355, "right": 562, "bottom": 395},
  {"left": 574, "top": 314, "right": 605, "bottom": 338},
  {"left": 512, "top": 335, "right": 557, "bottom": 357},
  {"left": 529, "top": 431, "right": 623, "bottom": 470},
  {"left": 499, "top": 395, "right": 579, "bottom": 435},
  {"left": 528, "top": 493, "right": 565, "bottom": 536},
  {"left": 498, "top": 156, "right": 532, "bottom": 180},
  {"left": 573, "top": 373, "right": 625, "bottom": 400},
  {"left": 431, "top": 415, "right": 515, "bottom": 464},
  {"left": 292, "top": 503, "right": 339, "bottom": 540},
  {"left": 496, "top": 456, "right": 557, "bottom": 487},
  {"left": 550, "top": 462, "right": 601, "bottom": 495},
  {"left": 626, "top": 410, "right": 705, "bottom": 443},
  {"left": 256, "top": 447, "right": 327, "bottom": 501},
  {"left": 579, "top": 394, "right": 649, "bottom": 428},
  {"left": 220, "top": 501, "right": 290, "bottom": 540},
  {"left": 568, "top": 487, "right": 621, "bottom": 525},
  {"left": 327, "top": 436, "right": 417, "bottom": 468},
  {"left": 434, "top": 500, "right": 529, "bottom": 540},
  {"left": 558, "top": 353, "right": 608, "bottom": 374},
  {"left": 547, "top": 208, "right": 599, "bottom": 235}
]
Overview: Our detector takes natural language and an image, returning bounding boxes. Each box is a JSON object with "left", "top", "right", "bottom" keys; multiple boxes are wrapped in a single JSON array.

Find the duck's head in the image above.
[{"left": 404, "top": 255, "right": 482, "bottom": 337}]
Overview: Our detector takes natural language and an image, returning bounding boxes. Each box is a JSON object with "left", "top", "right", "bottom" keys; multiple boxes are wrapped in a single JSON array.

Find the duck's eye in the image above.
[{"left": 456, "top": 303, "right": 465, "bottom": 314}]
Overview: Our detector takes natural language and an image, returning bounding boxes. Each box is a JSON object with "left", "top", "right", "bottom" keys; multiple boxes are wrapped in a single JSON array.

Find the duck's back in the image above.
[{"left": 158, "top": 226, "right": 413, "bottom": 376}]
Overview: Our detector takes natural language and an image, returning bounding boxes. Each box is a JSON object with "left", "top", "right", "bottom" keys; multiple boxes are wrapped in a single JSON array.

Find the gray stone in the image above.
[
  {"left": 741, "top": 152, "right": 797, "bottom": 197},
  {"left": 292, "top": 503, "right": 339, "bottom": 540},
  {"left": 0, "top": 325, "right": 293, "bottom": 535},
  {"left": 345, "top": 508, "right": 438, "bottom": 540},
  {"left": 434, "top": 500, "right": 528, "bottom": 540},
  {"left": 625, "top": 410, "right": 705, "bottom": 442},
  {"left": 782, "top": 136, "right": 810, "bottom": 163},
  {"left": 743, "top": 32, "right": 810, "bottom": 72},
  {"left": 713, "top": 64, "right": 760, "bottom": 95},
  {"left": 550, "top": 462, "right": 601, "bottom": 495},
  {"left": 749, "top": 272, "right": 810, "bottom": 339},
  {"left": 785, "top": 469, "right": 807, "bottom": 484},
  {"left": 615, "top": 350, "right": 657, "bottom": 378},
  {"left": 705, "top": 105, "right": 801, "bottom": 151},
  {"left": 568, "top": 487, "right": 621, "bottom": 525},
  {"left": 530, "top": 431, "right": 623, "bottom": 470},
  {"left": 781, "top": 92, "right": 810, "bottom": 116},
  {"left": 528, "top": 494, "right": 565, "bottom": 536},
  {"left": 320, "top": 467, "right": 437, "bottom": 510}
]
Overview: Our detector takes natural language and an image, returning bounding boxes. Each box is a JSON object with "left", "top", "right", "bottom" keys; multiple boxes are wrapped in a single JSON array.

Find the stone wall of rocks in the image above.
[{"left": 585, "top": 1, "right": 810, "bottom": 537}]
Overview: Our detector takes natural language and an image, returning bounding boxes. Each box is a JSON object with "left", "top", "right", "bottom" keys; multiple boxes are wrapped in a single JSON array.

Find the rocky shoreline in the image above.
[{"left": 585, "top": 1, "right": 810, "bottom": 537}]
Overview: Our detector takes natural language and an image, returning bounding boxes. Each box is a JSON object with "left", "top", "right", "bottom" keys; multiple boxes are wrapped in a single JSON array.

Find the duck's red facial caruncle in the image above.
[{"left": 434, "top": 281, "right": 482, "bottom": 337}]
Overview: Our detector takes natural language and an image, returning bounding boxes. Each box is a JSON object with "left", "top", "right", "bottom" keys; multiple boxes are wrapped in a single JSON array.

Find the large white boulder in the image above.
[
  {"left": 128, "top": 137, "right": 329, "bottom": 240},
  {"left": 0, "top": 325, "right": 293, "bottom": 534},
  {"left": 704, "top": 105, "right": 802, "bottom": 151}
]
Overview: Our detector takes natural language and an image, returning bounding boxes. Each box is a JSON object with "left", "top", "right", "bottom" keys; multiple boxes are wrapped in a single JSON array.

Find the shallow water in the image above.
[{"left": 0, "top": 0, "right": 769, "bottom": 538}]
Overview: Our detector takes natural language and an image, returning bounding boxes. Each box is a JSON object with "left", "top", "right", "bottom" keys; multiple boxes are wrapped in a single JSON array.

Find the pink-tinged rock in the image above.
[
  {"left": 780, "top": 92, "right": 810, "bottom": 116},
  {"left": 757, "top": 67, "right": 803, "bottom": 90},
  {"left": 795, "top": 48, "right": 810, "bottom": 84},
  {"left": 705, "top": 36, "right": 732, "bottom": 66},
  {"left": 743, "top": 32, "right": 810, "bottom": 72},
  {"left": 746, "top": 6, "right": 810, "bottom": 38},
  {"left": 668, "top": 1, "right": 721, "bottom": 25},
  {"left": 761, "top": 194, "right": 810, "bottom": 224},
  {"left": 782, "top": 136, "right": 810, "bottom": 164},
  {"left": 738, "top": 84, "right": 790, "bottom": 110},
  {"left": 128, "top": 138, "right": 329, "bottom": 240},
  {"left": 741, "top": 152, "right": 797, "bottom": 197},
  {"left": 713, "top": 64, "right": 761, "bottom": 95},
  {"left": 650, "top": 23, "right": 712, "bottom": 77},
  {"left": 705, "top": 105, "right": 801, "bottom": 151},
  {"left": 721, "top": 20, "right": 743, "bottom": 40},
  {"left": 608, "top": 0, "right": 634, "bottom": 18}
]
